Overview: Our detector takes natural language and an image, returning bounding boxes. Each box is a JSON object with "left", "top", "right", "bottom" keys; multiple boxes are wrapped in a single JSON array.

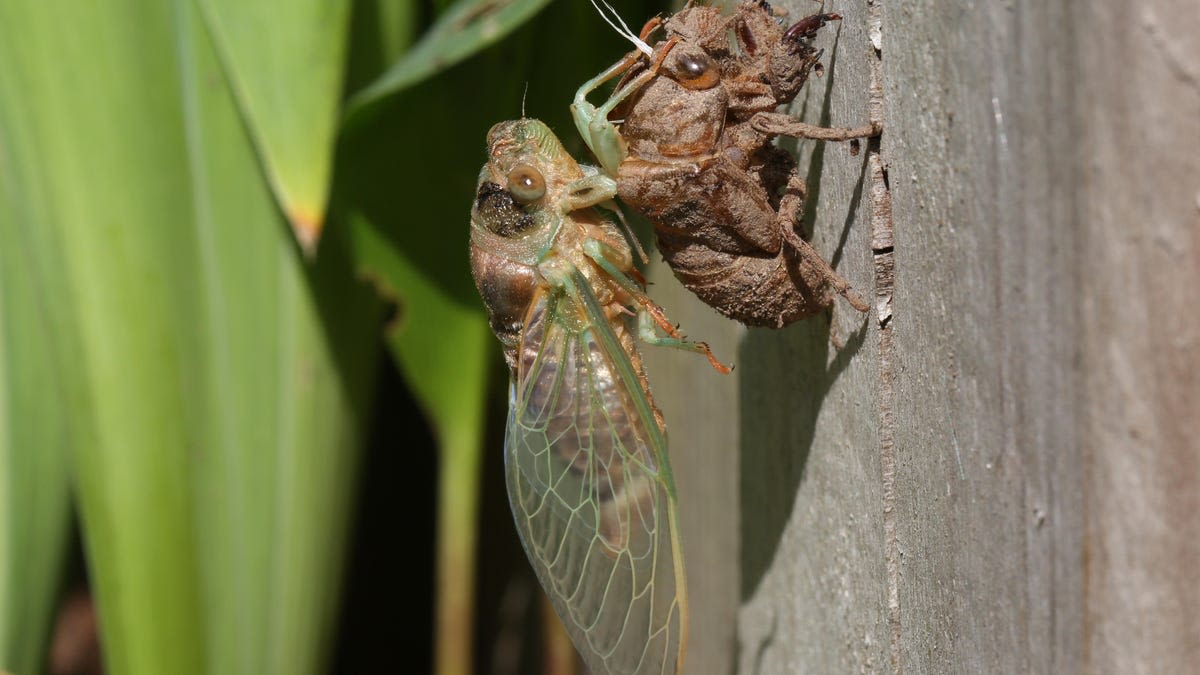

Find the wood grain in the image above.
[
  {"left": 647, "top": 0, "right": 1199, "bottom": 672},
  {"left": 882, "top": 0, "right": 1087, "bottom": 670},
  {"left": 734, "top": 0, "right": 891, "bottom": 671},
  {"left": 1079, "top": 1, "right": 1200, "bottom": 672}
]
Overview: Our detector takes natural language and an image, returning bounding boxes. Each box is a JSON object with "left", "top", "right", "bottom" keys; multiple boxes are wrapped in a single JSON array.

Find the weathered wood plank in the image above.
[
  {"left": 642, "top": 0, "right": 1198, "bottom": 672},
  {"left": 1079, "top": 1, "right": 1200, "bottom": 671},
  {"left": 731, "top": 1, "right": 891, "bottom": 673},
  {"left": 883, "top": 0, "right": 1087, "bottom": 668}
]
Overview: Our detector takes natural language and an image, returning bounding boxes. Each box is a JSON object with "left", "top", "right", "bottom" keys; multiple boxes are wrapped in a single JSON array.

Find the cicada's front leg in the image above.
[
  {"left": 560, "top": 172, "right": 651, "bottom": 264},
  {"left": 560, "top": 173, "right": 620, "bottom": 211},
  {"left": 572, "top": 39, "right": 679, "bottom": 177},
  {"left": 572, "top": 55, "right": 638, "bottom": 177}
]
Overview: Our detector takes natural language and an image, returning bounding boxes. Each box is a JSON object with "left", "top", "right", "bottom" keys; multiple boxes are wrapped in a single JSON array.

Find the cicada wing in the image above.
[{"left": 505, "top": 289, "right": 687, "bottom": 675}]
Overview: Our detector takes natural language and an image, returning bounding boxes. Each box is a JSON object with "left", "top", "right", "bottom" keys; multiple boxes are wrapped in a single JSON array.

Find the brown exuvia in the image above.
[{"left": 573, "top": 0, "right": 880, "bottom": 328}]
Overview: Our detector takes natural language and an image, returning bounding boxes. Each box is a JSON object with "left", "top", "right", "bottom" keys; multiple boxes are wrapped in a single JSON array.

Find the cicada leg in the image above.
[
  {"left": 572, "top": 40, "right": 680, "bottom": 177},
  {"left": 638, "top": 16, "right": 663, "bottom": 42},
  {"left": 561, "top": 173, "right": 620, "bottom": 211},
  {"left": 777, "top": 173, "right": 869, "bottom": 314},
  {"left": 750, "top": 112, "right": 881, "bottom": 142},
  {"left": 582, "top": 239, "right": 732, "bottom": 374},
  {"left": 603, "top": 198, "right": 650, "bottom": 265},
  {"left": 636, "top": 307, "right": 733, "bottom": 374},
  {"left": 561, "top": 174, "right": 650, "bottom": 263},
  {"left": 572, "top": 54, "right": 641, "bottom": 176}
]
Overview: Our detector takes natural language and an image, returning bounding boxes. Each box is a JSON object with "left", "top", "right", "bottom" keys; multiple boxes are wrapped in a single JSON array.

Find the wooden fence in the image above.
[{"left": 642, "top": 0, "right": 1200, "bottom": 671}]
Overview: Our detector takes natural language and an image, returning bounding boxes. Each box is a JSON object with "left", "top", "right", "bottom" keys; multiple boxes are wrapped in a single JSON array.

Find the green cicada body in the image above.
[{"left": 469, "top": 119, "right": 692, "bottom": 675}]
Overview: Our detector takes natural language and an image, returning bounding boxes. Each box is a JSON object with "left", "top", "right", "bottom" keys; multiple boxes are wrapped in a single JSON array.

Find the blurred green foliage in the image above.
[{"left": 0, "top": 0, "right": 666, "bottom": 673}]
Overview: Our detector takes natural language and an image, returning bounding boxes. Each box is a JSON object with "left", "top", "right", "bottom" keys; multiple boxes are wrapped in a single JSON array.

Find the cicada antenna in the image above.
[{"left": 588, "top": 0, "right": 654, "bottom": 56}]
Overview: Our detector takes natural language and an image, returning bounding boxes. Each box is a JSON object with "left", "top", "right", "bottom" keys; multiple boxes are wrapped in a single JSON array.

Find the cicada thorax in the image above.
[{"left": 469, "top": 179, "right": 544, "bottom": 370}]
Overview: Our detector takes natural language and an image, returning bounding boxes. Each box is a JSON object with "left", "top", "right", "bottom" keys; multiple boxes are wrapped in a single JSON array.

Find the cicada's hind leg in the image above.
[
  {"left": 777, "top": 172, "right": 869, "bottom": 314},
  {"left": 582, "top": 238, "right": 732, "bottom": 374},
  {"left": 635, "top": 306, "right": 732, "bottom": 374}
]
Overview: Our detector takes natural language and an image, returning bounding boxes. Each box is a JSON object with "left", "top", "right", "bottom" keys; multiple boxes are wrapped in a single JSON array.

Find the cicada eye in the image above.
[
  {"left": 506, "top": 164, "right": 547, "bottom": 203},
  {"left": 671, "top": 50, "right": 720, "bottom": 90}
]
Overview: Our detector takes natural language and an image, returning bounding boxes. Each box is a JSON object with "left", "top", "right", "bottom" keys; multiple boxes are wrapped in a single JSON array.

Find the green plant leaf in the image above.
[
  {"left": 344, "top": 0, "right": 556, "bottom": 121},
  {"left": 197, "top": 0, "right": 353, "bottom": 252},
  {"left": 348, "top": 215, "right": 493, "bottom": 672},
  {"left": 176, "top": 4, "right": 383, "bottom": 673},
  {"left": 0, "top": 3, "right": 208, "bottom": 671},
  {"left": 0, "top": 135, "right": 74, "bottom": 675},
  {"left": 0, "top": 2, "right": 380, "bottom": 674}
]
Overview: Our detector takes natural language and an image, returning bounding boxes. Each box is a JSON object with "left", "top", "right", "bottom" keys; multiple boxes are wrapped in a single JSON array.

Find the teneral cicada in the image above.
[
  {"left": 470, "top": 118, "right": 725, "bottom": 675},
  {"left": 574, "top": 1, "right": 881, "bottom": 328}
]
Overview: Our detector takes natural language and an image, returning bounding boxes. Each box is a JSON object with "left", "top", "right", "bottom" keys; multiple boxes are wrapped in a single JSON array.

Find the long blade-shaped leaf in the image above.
[
  {"left": 0, "top": 3, "right": 210, "bottom": 671},
  {"left": 176, "top": 4, "right": 383, "bottom": 673},
  {"left": 345, "top": 0, "right": 555, "bottom": 120},
  {"left": 0, "top": 2, "right": 380, "bottom": 674},
  {"left": 0, "top": 141, "right": 73, "bottom": 675},
  {"left": 197, "top": 0, "right": 353, "bottom": 252}
]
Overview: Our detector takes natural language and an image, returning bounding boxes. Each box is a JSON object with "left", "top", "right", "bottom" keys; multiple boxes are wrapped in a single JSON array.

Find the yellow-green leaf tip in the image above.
[{"left": 289, "top": 205, "right": 324, "bottom": 257}]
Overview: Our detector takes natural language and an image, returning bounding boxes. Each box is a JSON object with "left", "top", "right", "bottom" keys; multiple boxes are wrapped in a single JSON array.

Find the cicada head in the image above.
[
  {"left": 485, "top": 119, "right": 586, "bottom": 210},
  {"left": 470, "top": 119, "right": 588, "bottom": 368},
  {"left": 471, "top": 120, "right": 588, "bottom": 252}
]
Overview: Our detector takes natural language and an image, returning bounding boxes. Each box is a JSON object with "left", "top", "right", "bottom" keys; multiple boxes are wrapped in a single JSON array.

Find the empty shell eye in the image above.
[
  {"left": 671, "top": 50, "right": 720, "bottom": 90},
  {"left": 506, "top": 164, "right": 546, "bottom": 203}
]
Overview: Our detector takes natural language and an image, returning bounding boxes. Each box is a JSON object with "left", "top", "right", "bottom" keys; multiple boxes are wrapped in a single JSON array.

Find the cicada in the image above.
[
  {"left": 574, "top": 0, "right": 881, "bottom": 328},
  {"left": 470, "top": 118, "right": 725, "bottom": 675}
]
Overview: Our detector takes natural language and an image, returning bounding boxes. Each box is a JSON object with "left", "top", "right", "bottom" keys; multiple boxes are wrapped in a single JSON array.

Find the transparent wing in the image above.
[{"left": 505, "top": 282, "right": 687, "bottom": 675}]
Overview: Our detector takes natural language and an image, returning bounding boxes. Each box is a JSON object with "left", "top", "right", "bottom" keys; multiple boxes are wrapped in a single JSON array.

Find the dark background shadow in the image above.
[{"left": 738, "top": 311, "right": 867, "bottom": 602}]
